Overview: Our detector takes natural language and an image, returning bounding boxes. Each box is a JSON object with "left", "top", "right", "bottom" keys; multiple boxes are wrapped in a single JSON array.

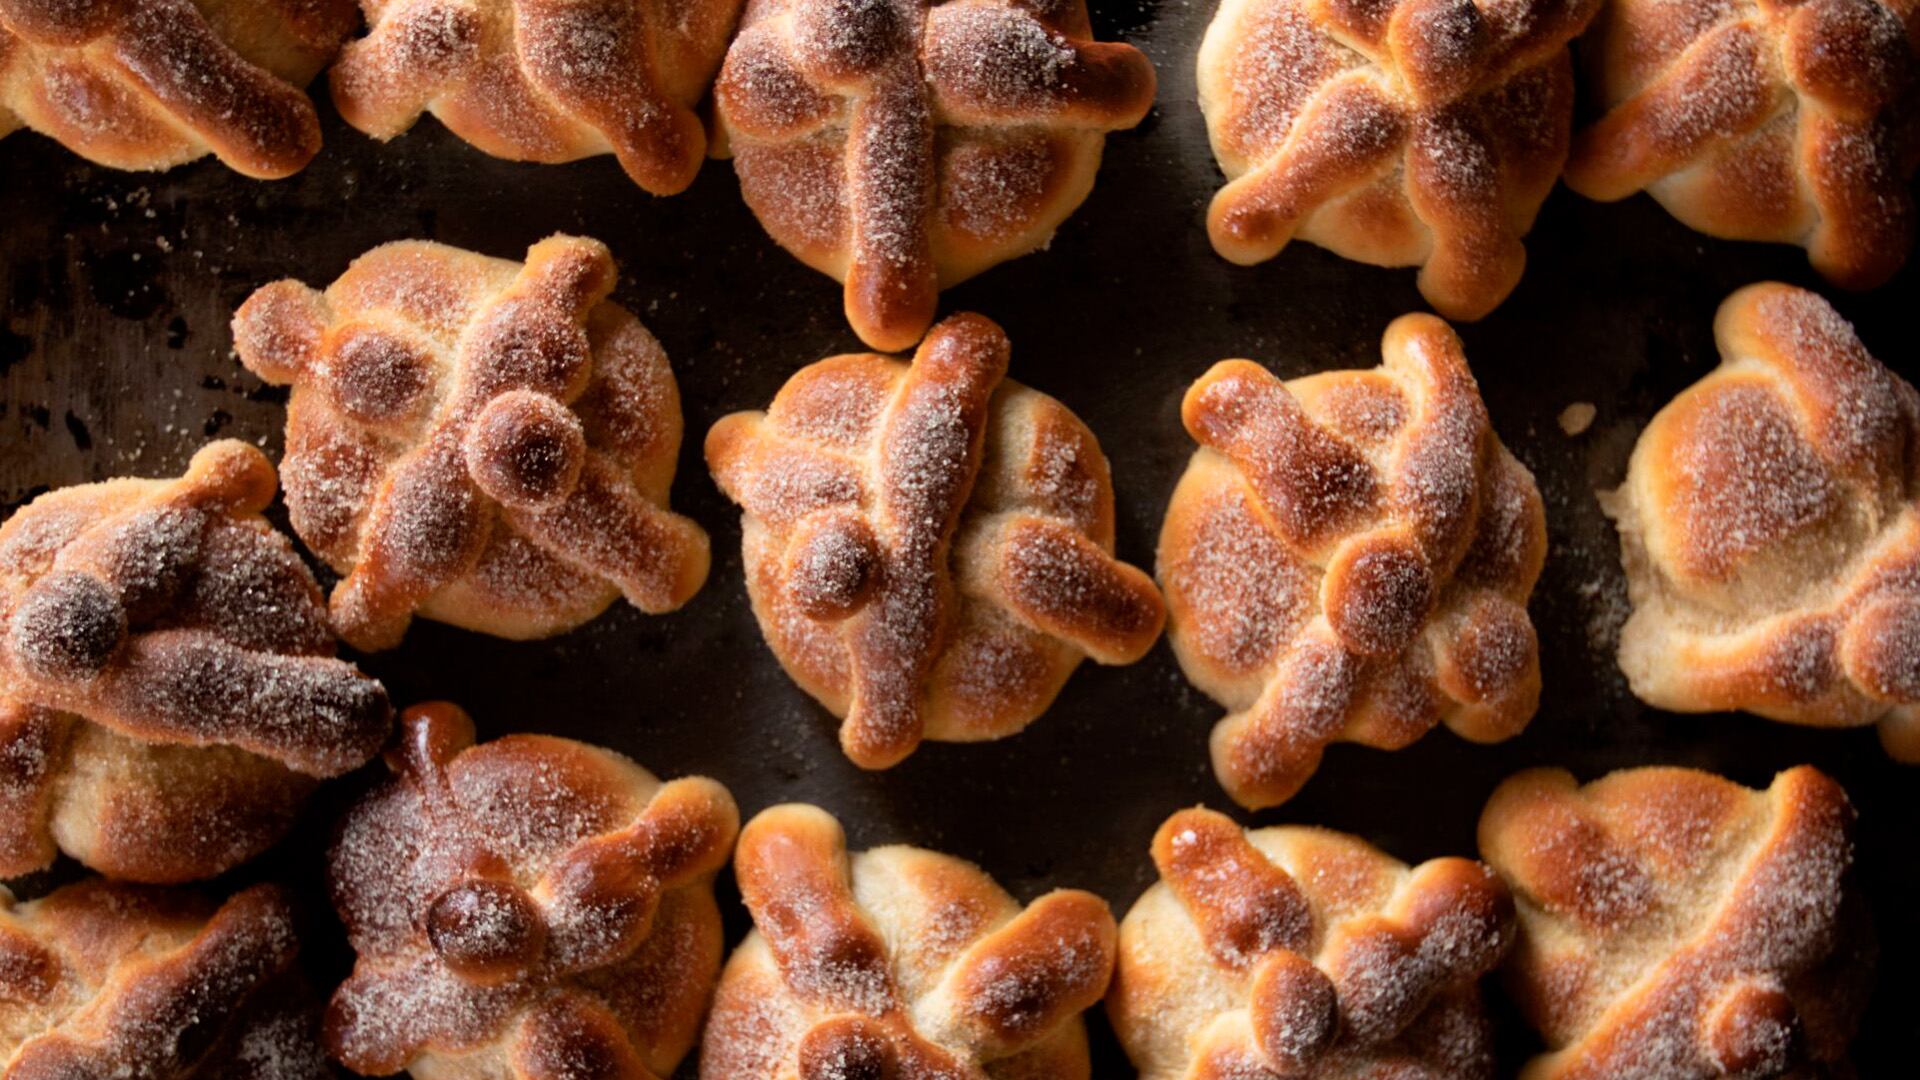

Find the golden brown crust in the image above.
[
  {"left": 0, "top": 879, "right": 335, "bottom": 1078},
  {"left": 712, "top": 0, "right": 1156, "bottom": 350},
  {"left": 1159, "top": 313, "right": 1544, "bottom": 810},
  {"left": 0, "top": 0, "right": 353, "bottom": 176},
  {"left": 1600, "top": 282, "right": 1920, "bottom": 759},
  {"left": 1108, "top": 806, "right": 1512, "bottom": 1080},
  {"left": 1197, "top": 0, "right": 1601, "bottom": 320},
  {"left": 232, "top": 234, "right": 711, "bottom": 653},
  {"left": 1566, "top": 0, "right": 1920, "bottom": 289},
  {"left": 331, "top": 0, "right": 742, "bottom": 195},
  {"left": 706, "top": 312, "right": 1164, "bottom": 769},
  {"left": 1479, "top": 765, "right": 1871, "bottom": 1078},
  {"left": 701, "top": 802, "right": 1115, "bottom": 1080},
  {"left": 0, "top": 441, "right": 392, "bottom": 883},
  {"left": 326, "top": 701, "right": 739, "bottom": 1079}
]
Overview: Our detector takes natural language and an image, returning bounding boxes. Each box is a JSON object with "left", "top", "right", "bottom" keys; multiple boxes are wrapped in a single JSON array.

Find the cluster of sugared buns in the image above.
[
  {"left": 0, "top": 0, "right": 1157, "bottom": 347},
  {"left": 10, "top": 1, "right": 1911, "bottom": 339},
  {"left": 3, "top": 0, "right": 1918, "bottom": 1074},
  {"left": 1196, "top": 0, "right": 1920, "bottom": 313},
  {"left": 1108, "top": 763, "right": 1874, "bottom": 1078}
]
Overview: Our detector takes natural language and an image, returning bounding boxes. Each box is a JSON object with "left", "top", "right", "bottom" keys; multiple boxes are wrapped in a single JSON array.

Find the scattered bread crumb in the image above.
[{"left": 1559, "top": 402, "right": 1597, "bottom": 436}]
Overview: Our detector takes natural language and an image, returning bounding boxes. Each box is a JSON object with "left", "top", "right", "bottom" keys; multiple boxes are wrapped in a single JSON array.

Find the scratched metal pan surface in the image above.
[{"left": 1, "top": 1, "right": 1916, "bottom": 1075}]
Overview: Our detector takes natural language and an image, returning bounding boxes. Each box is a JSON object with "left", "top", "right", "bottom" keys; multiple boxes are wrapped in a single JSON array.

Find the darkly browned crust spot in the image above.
[
  {"left": 0, "top": 879, "right": 337, "bottom": 1078},
  {"left": 1160, "top": 313, "right": 1545, "bottom": 810},
  {"left": 231, "top": 234, "right": 711, "bottom": 652},
  {"left": 1566, "top": 0, "right": 1920, "bottom": 288},
  {"left": 1480, "top": 765, "right": 1870, "bottom": 1077},
  {"left": 1602, "top": 282, "right": 1920, "bottom": 758},
  {"left": 714, "top": 0, "right": 1156, "bottom": 350},
  {"left": 704, "top": 802, "right": 1116, "bottom": 1079},
  {"left": 331, "top": 0, "right": 742, "bottom": 195},
  {"left": 1200, "top": 0, "right": 1602, "bottom": 320},
  {"left": 1110, "top": 806, "right": 1513, "bottom": 1079},
  {"left": 0, "top": 0, "right": 352, "bottom": 176},
  {"left": 325, "top": 701, "right": 739, "bottom": 1078},
  {"left": 706, "top": 312, "right": 1164, "bottom": 769},
  {"left": 0, "top": 442, "right": 392, "bottom": 883}
]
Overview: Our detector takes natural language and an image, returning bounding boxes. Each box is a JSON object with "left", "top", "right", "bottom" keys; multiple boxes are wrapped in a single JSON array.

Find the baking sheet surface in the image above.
[{"left": 2, "top": 1, "right": 1916, "bottom": 1073}]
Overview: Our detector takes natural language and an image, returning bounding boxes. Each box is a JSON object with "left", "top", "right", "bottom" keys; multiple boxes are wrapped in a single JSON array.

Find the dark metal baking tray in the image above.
[{"left": 2, "top": 1, "right": 1915, "bottom": 1074}]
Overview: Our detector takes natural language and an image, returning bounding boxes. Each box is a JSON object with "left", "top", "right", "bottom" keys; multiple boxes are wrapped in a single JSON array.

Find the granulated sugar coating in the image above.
[
  {"left": 706, "top": 312, "right": 1164, "bottom": 769},
  {"left": 329, "top": 0, "right": 740, "bottom": 194},
  {"left": 0, "top": 0, "right": 350, "bottom": 176},
  {"left": 702, "top": 803, "right": 1116, "bottom": 1079},
  {"left": 1566, "top": 0, "right": 1920, "bottom": 288},
  {"left": 325, "top": 702, "right": 739, "bottom": 1078},
  {"left": 1109, "top": 807, "right": 1513, "bottom": 1079},
  {"left": 231, "top": 234, "right": 711, "bottom": 653},
  {"left": 1160, "top": 313, "right": 1547, "bottom": 811},
  {"left": 1197, "top": 0, "right": 1603, "bottom": 320},
  {"left": 0, "top": 440, "right": 390, "bottom": 883},
  {"left": 713, "top": 0, "right": 1156, "bottom": 350},
  {"left": 0, "top": 879, "right": 339, "bottom": 1077},
  {"left": 1480, "top": 764, "right": 1869, "bottom": 1077},
  {"left": 1600, "top": 283, "right": 1920, "bottom": 758}
]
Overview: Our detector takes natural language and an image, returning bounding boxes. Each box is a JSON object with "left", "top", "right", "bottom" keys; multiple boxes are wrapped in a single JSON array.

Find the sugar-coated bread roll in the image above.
[
  {"left": 326, "top": 701, "right": 740, "bottom": 1078},
  {"left": 1197, "top": 0, "right": 1602, "bottom": 319},
  {"left": 702, "top": 802, "right": 1117, "bottom": 1079},
  {"left": 233, "top": 234, "right": 711, "bottom": 652},
  {"left": 1480, "top": 765, "right": 1872, "bottom": 1078},
  {"left": 0, "top": 0, "right": 354, "bottom": 176},
  {"left": 707, "top": 311, "right": 1165, "bottom": 769},
  {"left": 1602, "top": 282, "right": 1920, "bottom": 758},
  {"left": 0, "top": 879, "right": 335, "bottom": 1077},
  {"left": 0, "top": 441, "right": 391, "bottom": 883},
  {"left": 713, "top": 0, "right": 1156, "bottom": 350},
  {"left": 1160, "top": 313, "right": 1545, "bottom": 809},
  {"left": 1566, "top": 0, "right": 1920, "bottom": 289},
  {"left": 331, "top": 0, "right": 743, "bottom": 194},
  {"left": 1109, "top": 806, "right": 1514, "bottom": 1079}
]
